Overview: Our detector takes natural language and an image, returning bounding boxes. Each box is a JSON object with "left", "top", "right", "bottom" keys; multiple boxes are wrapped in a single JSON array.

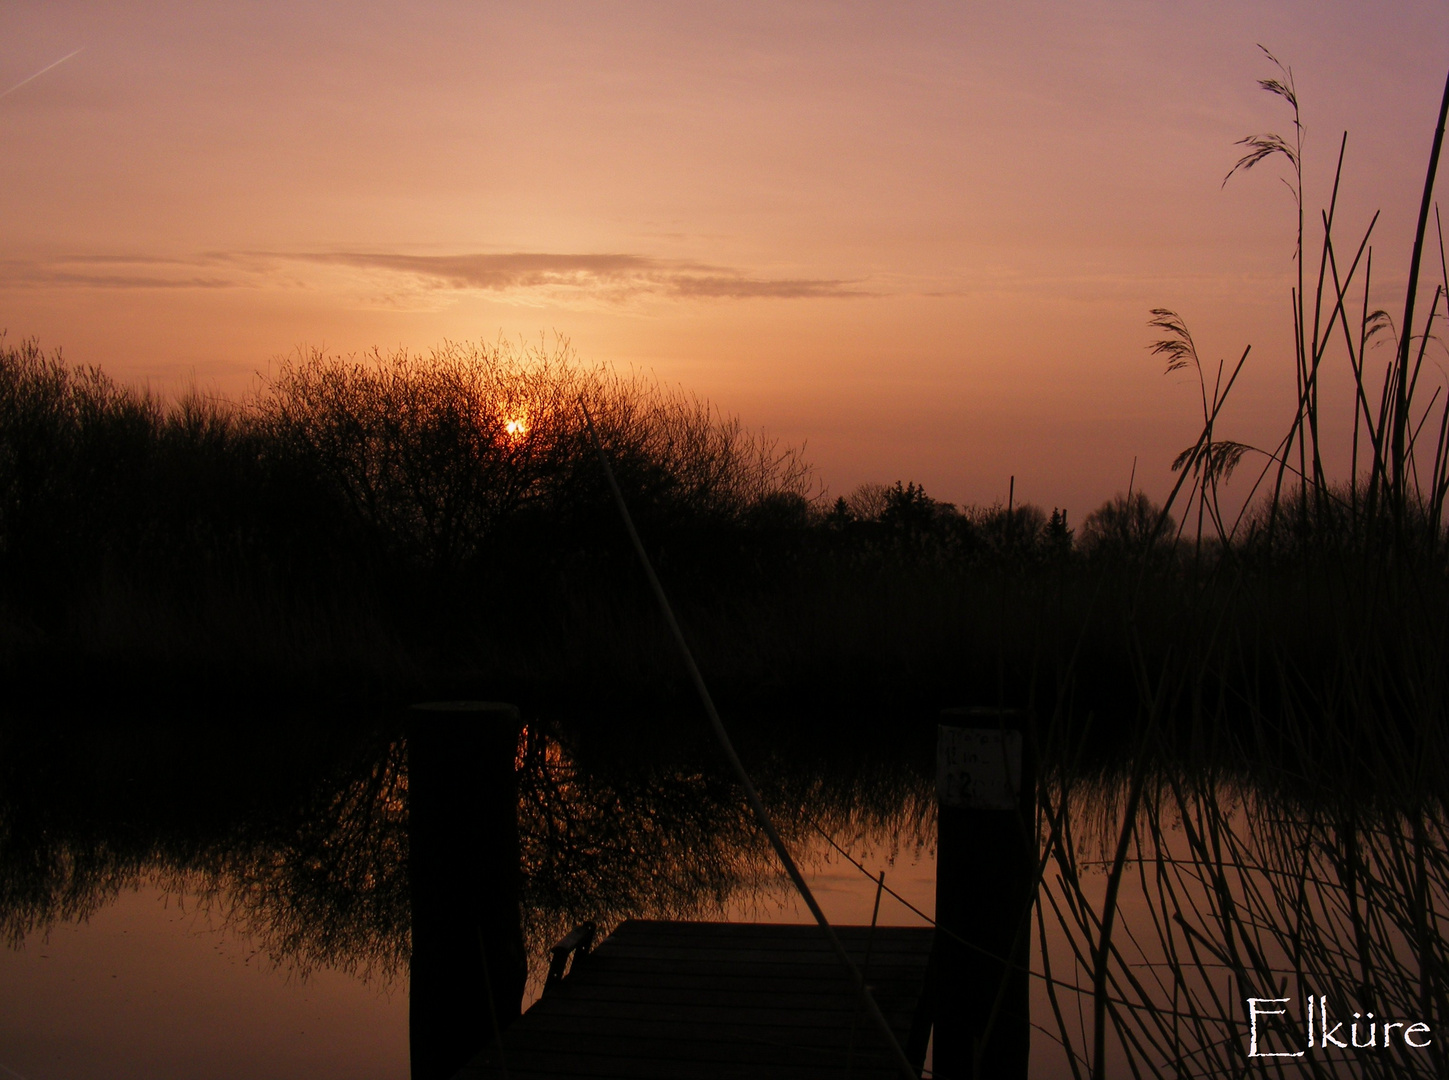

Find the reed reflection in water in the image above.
[{"left": 1037, "top": 772, "right": 1449, "bottom": 1079}]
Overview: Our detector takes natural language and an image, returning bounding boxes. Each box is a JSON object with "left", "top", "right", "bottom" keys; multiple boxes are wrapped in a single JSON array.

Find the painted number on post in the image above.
[{"left": 937, "top": 726, "right": 1022, "bottom": 810}]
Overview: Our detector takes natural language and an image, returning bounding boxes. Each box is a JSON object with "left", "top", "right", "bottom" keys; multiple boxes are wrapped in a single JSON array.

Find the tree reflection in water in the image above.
[
  {"left": 0, "top": 716, "right": 933, "bottom": 991},
  {"left": 515, "top": 720, "right": 934, "bottom": 979}
]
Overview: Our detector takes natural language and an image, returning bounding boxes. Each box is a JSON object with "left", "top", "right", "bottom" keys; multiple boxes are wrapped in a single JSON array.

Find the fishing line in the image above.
[{"left": 579, "top": 397, "right": 920, "bottom": 1080}]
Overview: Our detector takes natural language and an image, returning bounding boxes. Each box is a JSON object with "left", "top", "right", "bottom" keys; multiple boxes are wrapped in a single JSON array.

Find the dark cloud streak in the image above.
[
  {"left": 299, "top": 251, "right": 868, "bottom": 300},
  {"left": 0, "top": 259, "right": 239, "bottom": 289},
  {"left": 0, "top": 250, "right": 870, "bottom": 301}
]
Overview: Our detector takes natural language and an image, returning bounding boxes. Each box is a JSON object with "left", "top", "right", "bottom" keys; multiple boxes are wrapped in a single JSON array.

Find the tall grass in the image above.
[
  {"left": 1155, "top": 49, "right": 1449, "bottom": 558},
  {"left": 1023, "top": 52, "right": 1449, "bottom": 1079}
]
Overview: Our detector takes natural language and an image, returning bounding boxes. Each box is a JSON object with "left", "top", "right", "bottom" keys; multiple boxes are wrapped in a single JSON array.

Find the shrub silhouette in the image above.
[
  {"left": 1077, "top": 491, "right": 1175, "bottom": 556},
  {"left": 843, "top": 481, "right": 892, "bottom": 522},
  {"left": 0, "top": 335, "right": 817, "bottom": 651},
  {"left": 971, "top": 502, "right": 1047, "bottom": 554}
]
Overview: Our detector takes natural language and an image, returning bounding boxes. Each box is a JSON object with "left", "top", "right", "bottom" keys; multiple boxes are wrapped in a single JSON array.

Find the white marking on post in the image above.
[{"left": 936, "top": 726, "right": 1022, "bottom": 810}]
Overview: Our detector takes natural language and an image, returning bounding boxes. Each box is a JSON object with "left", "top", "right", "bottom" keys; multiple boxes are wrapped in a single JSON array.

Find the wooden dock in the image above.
[{"left": 456, "top": 920, "right": 935, "bottom": 1079}]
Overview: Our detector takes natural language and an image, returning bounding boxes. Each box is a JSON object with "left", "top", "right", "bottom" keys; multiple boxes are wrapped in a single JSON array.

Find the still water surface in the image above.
[
  {"left": 0, "top": 835, "right": 935, "bottom": 1080},
  {"left": 1, "top": 715, "right": 1443, "bottom": 1079}
]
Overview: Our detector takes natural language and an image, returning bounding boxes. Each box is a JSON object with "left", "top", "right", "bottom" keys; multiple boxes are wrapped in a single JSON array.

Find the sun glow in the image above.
[{"left": 504, "top": 418, "right": 528, "bottom": 438}]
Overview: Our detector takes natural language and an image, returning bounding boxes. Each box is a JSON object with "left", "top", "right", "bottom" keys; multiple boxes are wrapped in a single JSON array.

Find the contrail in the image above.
[{"left": 0, "top": 47, "right": 84, "bottom": 101}]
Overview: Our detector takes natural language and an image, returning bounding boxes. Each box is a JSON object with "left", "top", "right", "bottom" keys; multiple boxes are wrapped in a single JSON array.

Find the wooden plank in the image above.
[
  {"left": 529, "top": 995, "right": 914, "bottom": 1022},
  {"left": 490, "top": 1027, "right": 903, "bottom": 1056},
  {"left": 525, "top": 994, "right": 918, "bottom": 1029},
  {"left": 562, "top": 957, "right": 924, "bottom": 981},
  {"left": 575, "top": 941, "right": 930, "bottom": 965},
  {"left": 573, "top": 948, "right": 929, "bottom": 970},
  {"left": 544, "top": 991, "right": 915, "bottom": 1014},
  {"left": 585, "top": 934, "right": 927, "bottom": 950},
  {"left": 459, "top": 1050, "right": 886, "bottom": 1080},
  {"left": 548, "top": 979, "right": 922, "bottom": 1003},
  {"left": 552, "top": 971, "right": 921, "bottom": 999},
  {"left": 459, "top": 1057, "right": 878, "bottom": 1080},
  {"left": 595, "top": 944, "right": 930, "bottom": 965},
  {"left": 600, "top": 924, "right": 931, "bottom": 950},
  {"left": 489, "top": 1028, "right": 901, "bottom": 1058},
  {"left": 457, "top": 920, "right": 933, "bottom": 1080},
  {"left": 602, "top": 924, "right": 930, "bottom": 947},
  {"left": 540, "top": 994, "right": 917, "bottom": 1022},
  {"left": 561, "top": 962, "right": 924, "bottom": 987},
  {"left": 465, "top": 1040, "right": 901, "bottom": 1077},
  {"left": 604, "top": 920, "right": 928, "bottom": 934}
]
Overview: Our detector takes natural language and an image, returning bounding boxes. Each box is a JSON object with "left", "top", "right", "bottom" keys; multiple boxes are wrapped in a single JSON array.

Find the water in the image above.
[
  {"left": 1, "top": 715, "right": 1443, "bottom": 1079},
  {"left": 0, "top": 885, "right": 408, "bottom": 1080}
]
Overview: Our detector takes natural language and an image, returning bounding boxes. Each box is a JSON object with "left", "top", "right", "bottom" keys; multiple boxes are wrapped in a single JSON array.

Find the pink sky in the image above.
[{"left": 3, "top": 1, "right": 1446, "bottom": 520}]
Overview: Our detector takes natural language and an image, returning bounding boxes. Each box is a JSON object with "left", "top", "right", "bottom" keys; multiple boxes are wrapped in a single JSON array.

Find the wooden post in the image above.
[
  {"left": 407, "top": 701, "right": 526, "bottom": 1080},
  {"left": 933, "top": 707, "right": 1035, "bottom": 1080}
]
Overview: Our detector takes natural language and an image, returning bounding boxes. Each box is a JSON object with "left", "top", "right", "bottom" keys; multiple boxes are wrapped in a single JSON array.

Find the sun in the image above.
[{"left": 504, "top": 417, "right": 528, "bottom": 438}]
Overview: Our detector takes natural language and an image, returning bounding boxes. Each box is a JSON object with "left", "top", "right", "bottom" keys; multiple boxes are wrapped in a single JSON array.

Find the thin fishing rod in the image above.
[{"left": 579, "top": 399, "right": 920, "bottom": 1080}]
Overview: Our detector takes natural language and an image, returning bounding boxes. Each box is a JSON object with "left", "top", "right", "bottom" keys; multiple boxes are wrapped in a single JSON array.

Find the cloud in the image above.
[
  {"left": 0, "top": 250, "right": 870, "bottom": 304},
  {"left": 302, "top": 251, "right": 660, "bottom": 290},
  {"left": 0, "top": 253, "right": 254, "bottom": 290},
  {"left": 296, "top": 251, "right": 869, "bottom": 301},
  {"left": 667, "top": 274, "right": 863, "bottom": 299}
]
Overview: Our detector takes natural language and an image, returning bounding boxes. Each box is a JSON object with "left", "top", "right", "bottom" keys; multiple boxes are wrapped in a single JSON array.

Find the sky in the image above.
[{"left": 2, "top": 1, "right": 1447, "bottom": 519}]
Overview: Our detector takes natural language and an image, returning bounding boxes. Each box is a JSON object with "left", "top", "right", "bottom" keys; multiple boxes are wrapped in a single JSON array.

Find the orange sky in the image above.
[{"left": 3, "top": 2, "right": 1447, "bottom": 519}]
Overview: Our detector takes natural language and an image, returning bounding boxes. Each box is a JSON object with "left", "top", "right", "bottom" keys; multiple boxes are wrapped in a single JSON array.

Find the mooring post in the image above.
[
  {"left": 933, "top": 707, "right": 1035, "bottom": 1080},
  {"left": 407, "top": 701, "right": 526, "bottom": 1080}
]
